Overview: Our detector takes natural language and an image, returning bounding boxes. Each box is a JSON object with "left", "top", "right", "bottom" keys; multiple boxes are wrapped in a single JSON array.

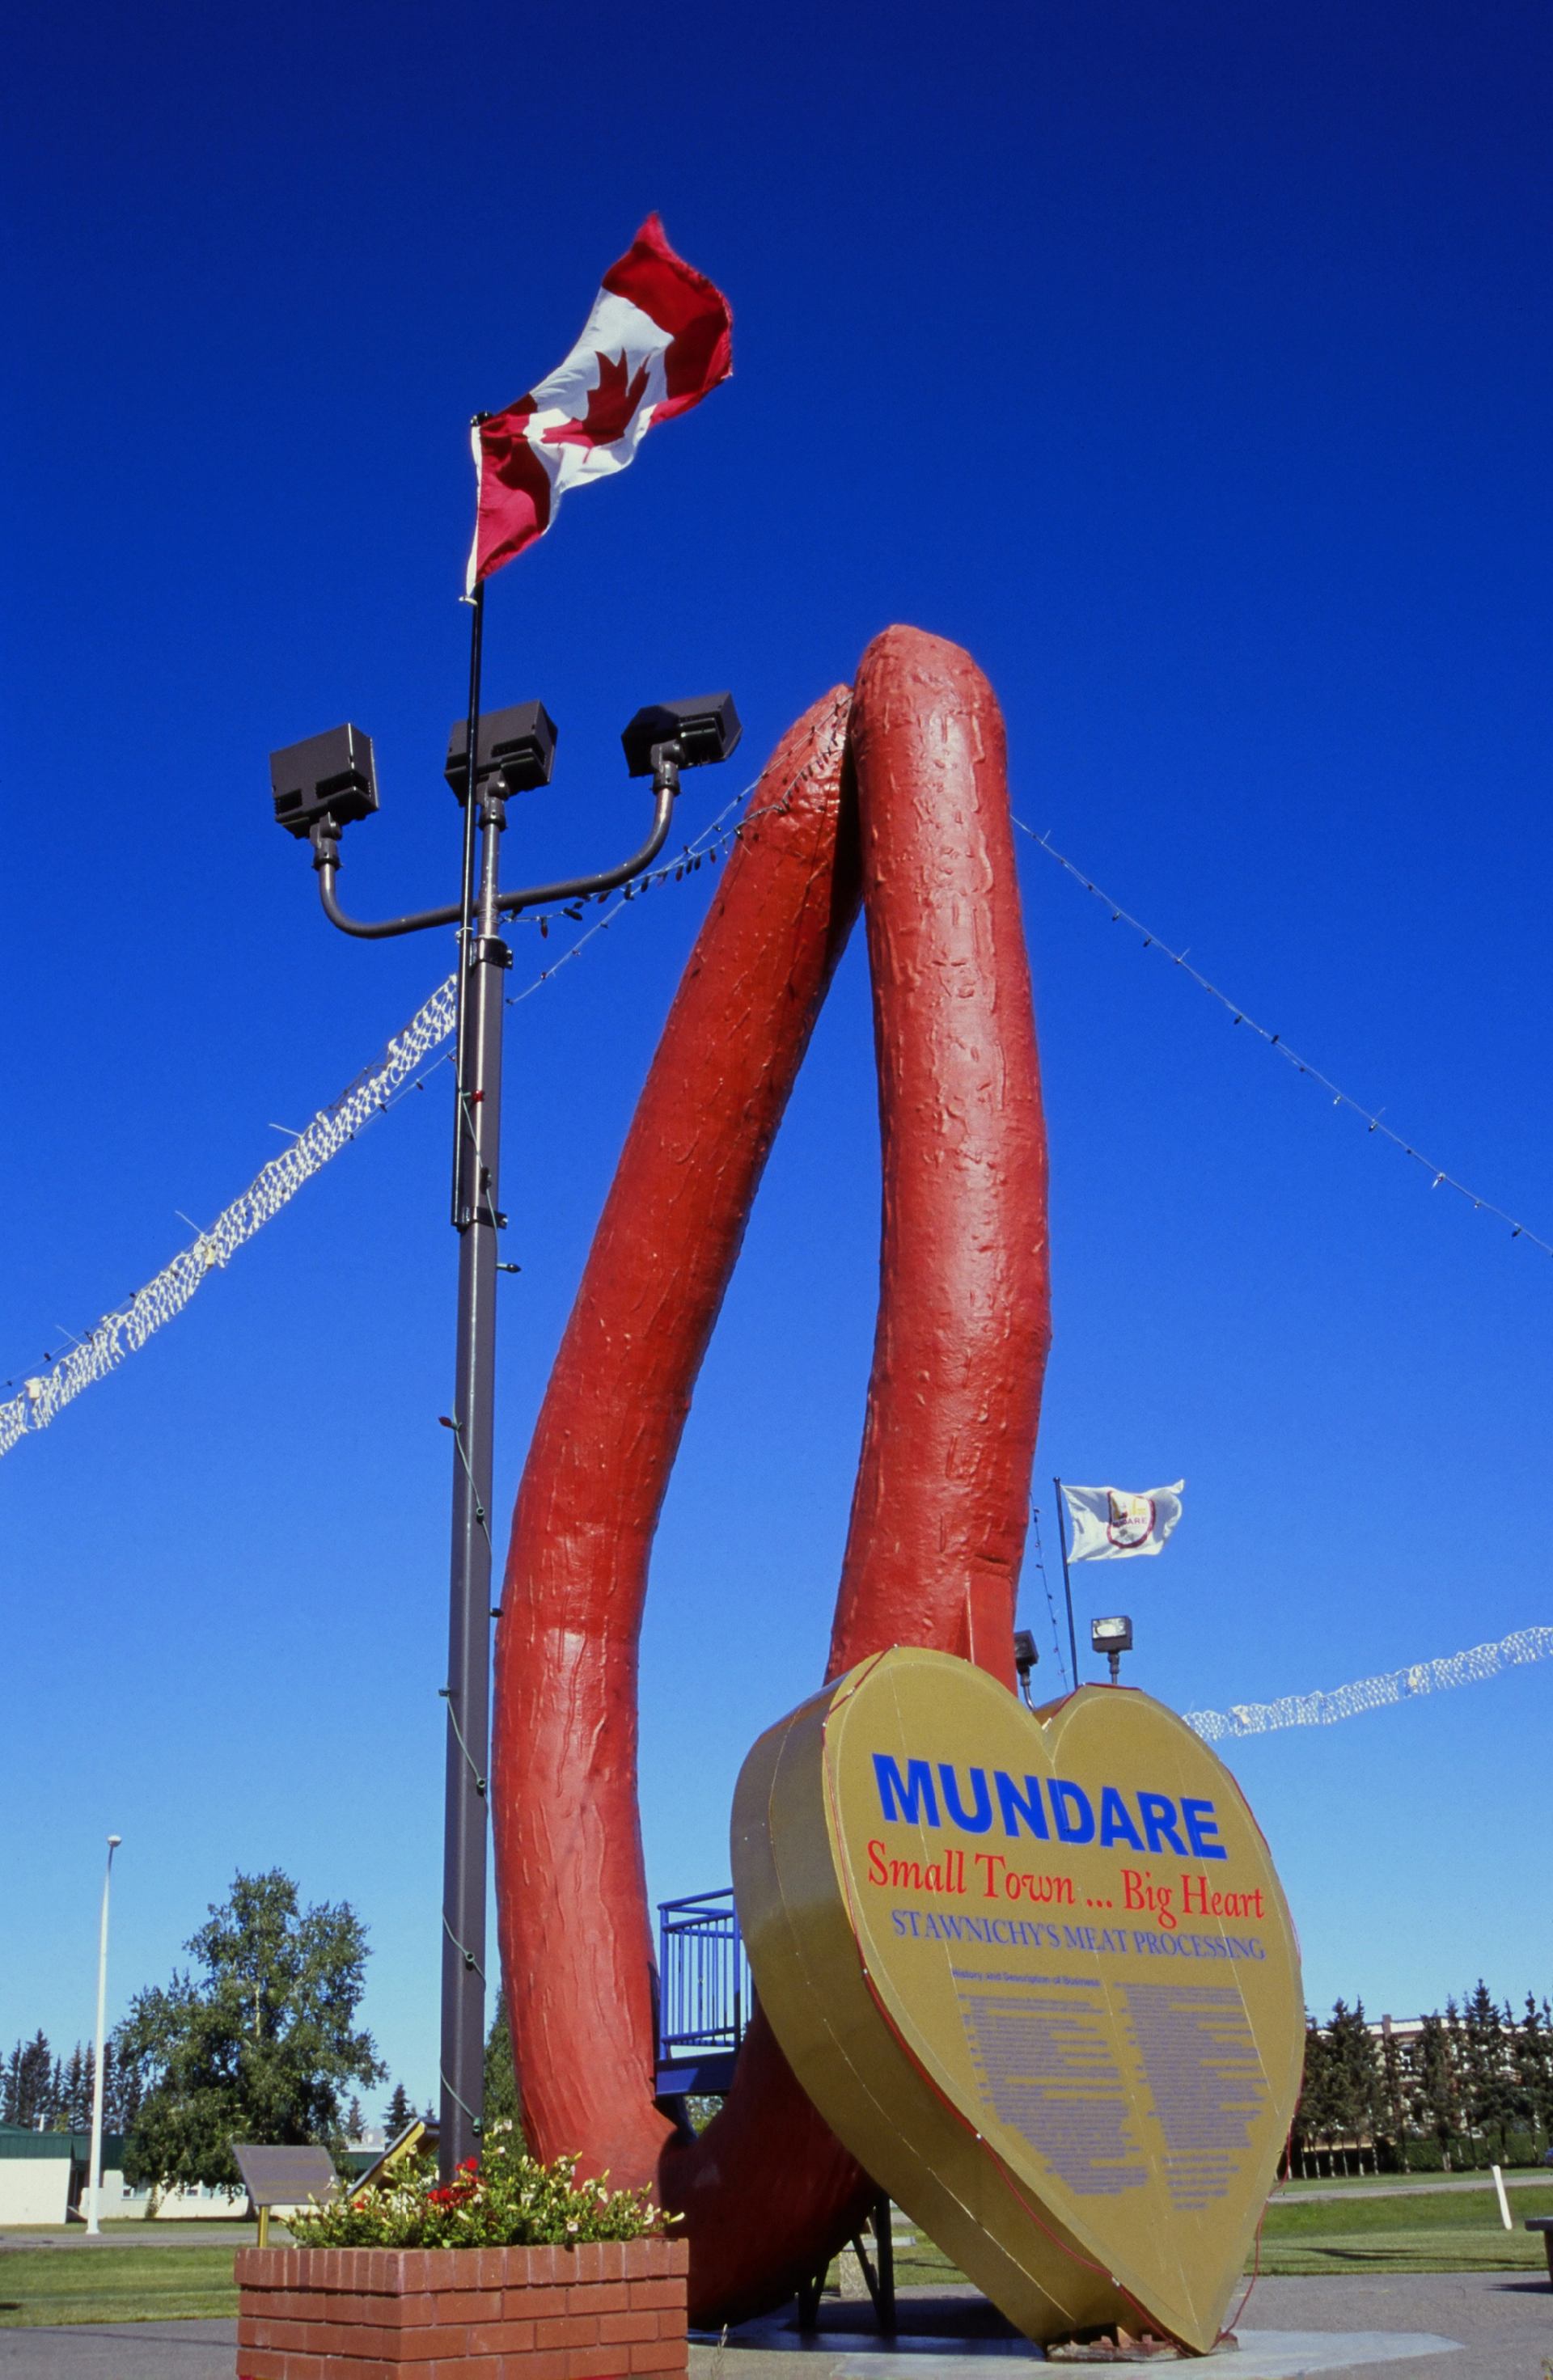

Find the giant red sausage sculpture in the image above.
[{"left": 492, "top": 627, "right": 1051, "bottom": 2327}]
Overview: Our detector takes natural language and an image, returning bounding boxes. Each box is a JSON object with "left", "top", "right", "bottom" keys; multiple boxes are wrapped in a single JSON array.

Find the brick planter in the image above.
[{"left": 235, "top": 2235, "right": 689, "bottom": 2380}]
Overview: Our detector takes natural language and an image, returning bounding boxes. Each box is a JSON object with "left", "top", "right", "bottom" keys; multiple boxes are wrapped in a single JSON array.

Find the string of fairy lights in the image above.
[
  {"left": 1026, "top": 1504, "right": 1071, "bottom": 1692},
  {"left": 6, "top": 746, "right": 1544, "bottom": 1448},
  {"left": 1183, "top": 1625, "right": 1553, "bottom": 1743},
  {"left": 1014, "top": 819, "right": 1551, "bottom": 1261},
  {"left": 0, "top": 705, "right": 849, "bottom": 1455},
  {"left": 2, "top": 722, "right": 1546, "bottom": 1742}
]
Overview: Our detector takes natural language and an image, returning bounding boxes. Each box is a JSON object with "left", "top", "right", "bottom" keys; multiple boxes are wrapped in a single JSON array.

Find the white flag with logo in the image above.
[{"left": 1061, "top": 1480, "right": 1184, "bottom": 1562}]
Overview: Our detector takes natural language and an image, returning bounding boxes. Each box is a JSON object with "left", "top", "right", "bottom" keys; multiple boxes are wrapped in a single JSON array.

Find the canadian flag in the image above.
[{"left": 467, "top": 215, "right": 732, "bottom": 592}]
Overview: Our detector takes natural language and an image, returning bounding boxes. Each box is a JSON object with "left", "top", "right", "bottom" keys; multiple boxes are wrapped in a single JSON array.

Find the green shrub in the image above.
[{"left": 290, "top": 2132, "right": 677, "bottom": 2251}]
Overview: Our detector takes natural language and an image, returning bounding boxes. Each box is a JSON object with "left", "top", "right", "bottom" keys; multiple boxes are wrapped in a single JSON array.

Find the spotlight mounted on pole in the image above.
[
  {"left": 1090, "top": 1613, "right": 1134, "bottom": 1685},
  {"left": 269, "top": 725, "right": 379, "bottom": 839},
  {"left": 444, "top": 702, "right": 559, "bottom": 803},
  {"left": 268, "top": 691, "right": 738, "bottom": 2176},
  {"left": 1013, "top": 1627, "right": 1039, "bottom": 1707},
  {"left": 620, "top": 692, "right": 742, "bottom": 777}
]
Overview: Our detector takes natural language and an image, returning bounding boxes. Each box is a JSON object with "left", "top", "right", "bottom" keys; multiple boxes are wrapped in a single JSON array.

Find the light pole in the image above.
[
  {"left": 85, "top": 1833, "right": 121, "bottom": 2236},
  {"left": 270, "top": 687, "right": 740, "bottom": 2175}
]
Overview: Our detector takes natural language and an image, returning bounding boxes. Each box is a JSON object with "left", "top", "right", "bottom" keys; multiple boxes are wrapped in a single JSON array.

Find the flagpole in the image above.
[
  {"left": 279, "top": 236, "right": 734, "bottom": 2172},
  {"left": 438, "top": 556, "right": 500, "bottom": 2180},
  {"left": 1053, "top": 1477, "right": 1080, "bottom": 1688},
  {"left": 450, "top": 541, "right": 487, "bottom": 1225}
]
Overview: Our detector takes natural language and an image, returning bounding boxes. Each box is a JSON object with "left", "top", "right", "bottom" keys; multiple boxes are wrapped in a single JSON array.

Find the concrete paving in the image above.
[
  {"left": 0, "top": 2317, "right": 235, "bottom": 2374},
  {"left": 0, "top": 2269, "right": 1543, "bottom": 2379},
  {"left": 0, "top": 2226, "right": 265, "bottom": 2252},
  {"left": 693, "top": 2274, "right": 1549, "bottom": 2380}
]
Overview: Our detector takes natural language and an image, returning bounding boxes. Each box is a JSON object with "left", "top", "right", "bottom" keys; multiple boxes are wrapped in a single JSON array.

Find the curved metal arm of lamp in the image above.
[
  {"left": 310, "top": 761, "right": 681, "bottom": 942},
  {"left": 496, "top": 772, "right": 678, "bottom": 916}
]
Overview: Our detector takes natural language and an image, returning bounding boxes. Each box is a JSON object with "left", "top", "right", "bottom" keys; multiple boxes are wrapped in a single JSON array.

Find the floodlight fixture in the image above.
[
  {"left": 269, "top": 725, "right": 379, "bottom": 839},
  {"left": 270, "top": 647, "right": 739, "bottom": 2181},
  {"left": 1013, "top": 1628, "right": 1039, "bottom": 1707},
  {"left": 1090, "top": 1613, "right": 1134, "bottom": 1685},
  {"left": 445, "top": 701, "right": 559, "bottom": 803},
  {"left": 621, "top": 691, "right": 742, "bottom": 777}
]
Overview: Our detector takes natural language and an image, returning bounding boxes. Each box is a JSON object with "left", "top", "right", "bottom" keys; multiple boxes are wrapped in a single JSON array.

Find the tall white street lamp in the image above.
[{"left": 84, "top": 1834, "right": 121, "bottom": 2237}]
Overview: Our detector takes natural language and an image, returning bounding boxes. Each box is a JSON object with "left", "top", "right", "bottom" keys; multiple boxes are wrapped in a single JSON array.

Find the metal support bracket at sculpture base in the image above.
[{"left": 795, "top": 2194, "right": 896, "bottom": 2335}]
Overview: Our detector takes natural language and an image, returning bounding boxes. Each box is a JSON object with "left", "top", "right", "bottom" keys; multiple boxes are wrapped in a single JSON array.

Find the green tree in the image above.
[
  {"left": 114, "top": 1870, "right": 383, "bottom": 2192},
  {"left": 1377, "top": 2018, "right": 1411, "bottom": 2171},
  {"left": 4, "top": 2033, "right": 55, "bottom": 2129},
  {"left": 1415, "top": 2010, "right": 1461, "bottom": 2169},
  {"left": 1513, "top": 1996, "right": 1553, "bottom": 2153},
  {"left": 60, "top": 2044, "right": 90, "bottom": 2133},
  {"left": 101, "top": 2037, "right": 142, "bottom": 2134},
  {"left": 1327, "top": 1999, "right": 1382, "bottom": 2172},
  {"left": 483, "top": 1989, "right": 523, "bottom": 2140},
  {"left": 1458, "top": 1981, "right": 1517, "bottom": 2161},
  {"left": 383, "top": 2082, "right": 413, "bottom": 2137},
  {"left": 1293, "top": 2016, "right": 1337, "bottom": 2176}
]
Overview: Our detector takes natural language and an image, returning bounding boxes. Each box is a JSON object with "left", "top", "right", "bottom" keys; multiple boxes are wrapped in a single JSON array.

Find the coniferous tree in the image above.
[
  {"left": 1458, "top": 1981, "right": 1517, "bottom": 2161},
  {"left": 1415, "top": 2010, "right": 1461, "bottom": 2170},
  {"left": 1378, "top": 2020, "right": 1411, "bottom": 2171},
  {"left": 1513, "top": 1996, "right": 1553, "bottom": 2153},
  {"left": 7, "top": 2034, "right": 55, "bottom": 2130},
  {"left": 1328, "top": 1999, "right": 1382, "bottom": 2171},
  {"left": 100, "top": 2038, "right": 142, "bottom": 2135},
  {"left": 345, "top": 2095, "right": 366, "bottom": 2139},
  {"left": 1443, "top": 1995, "right": 1470, "bottom": 2158},
  {"left": 1294, "top": 2015, "right": 1346, "bottom": 2175},
  {"left": 1292, "top": 2019, "right": 1326, "bottom": 2176},
  {"left": 483, "top": 1989, "right": 524, "bottom": 2141},
  {"left": 61, "top": 2044, "right": 91, "bottom": 2133},
  {"left": 383, "top": 2082, "right": 413, "bottom": 2138}
]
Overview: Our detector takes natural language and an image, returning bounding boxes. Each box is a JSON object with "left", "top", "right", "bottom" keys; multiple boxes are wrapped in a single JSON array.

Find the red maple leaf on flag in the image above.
[{"left": 540, "top": 349, "right": 653, "bottom": 450}]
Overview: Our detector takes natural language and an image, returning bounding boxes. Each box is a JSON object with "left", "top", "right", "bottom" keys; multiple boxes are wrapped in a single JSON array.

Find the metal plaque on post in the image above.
[{"left": 232, "top": 2142, "right": 337, "bottom": 2212}]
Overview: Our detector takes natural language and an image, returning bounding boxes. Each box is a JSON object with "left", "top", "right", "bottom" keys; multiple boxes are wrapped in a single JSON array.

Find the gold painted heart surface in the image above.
[{"left": 731, "top": 1649, "right": 1301, "bottom": 2353}]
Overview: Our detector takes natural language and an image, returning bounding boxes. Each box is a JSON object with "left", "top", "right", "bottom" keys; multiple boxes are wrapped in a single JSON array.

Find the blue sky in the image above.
[{"left": 3, "top": 1, "right": 1549, "bottom": 2113}]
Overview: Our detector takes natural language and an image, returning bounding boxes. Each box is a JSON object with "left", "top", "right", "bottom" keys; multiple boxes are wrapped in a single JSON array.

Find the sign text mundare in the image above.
[{"left": 867, "top": 1754, "right": 1268, "bottom": 1942}]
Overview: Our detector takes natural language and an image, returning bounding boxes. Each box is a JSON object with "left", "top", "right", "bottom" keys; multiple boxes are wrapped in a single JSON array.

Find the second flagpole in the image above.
[{"left": 1053, "top": 1476, "right": 1081, "bottom": 1688}]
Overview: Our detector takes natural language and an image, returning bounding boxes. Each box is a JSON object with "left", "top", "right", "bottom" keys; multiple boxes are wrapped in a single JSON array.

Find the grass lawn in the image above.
[
  {"left": 1276, "top": 2168, "right": 1552, "bottom": 2196},
  {"left": 5, "top": 2185, "right": 1551, "bottom": 2327},
  {"left": 891, "top": 2183, "right": 1553, "bottom": 2289},
  {"left": 1254, "top": 2183, "right": 1553, "bottom": 2275},
  {"left": 0, "top": 2242, "right": 240, "bottom": 2327}
]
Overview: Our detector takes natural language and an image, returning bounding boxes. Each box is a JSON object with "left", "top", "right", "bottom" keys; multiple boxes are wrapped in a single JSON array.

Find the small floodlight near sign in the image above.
[
  {"left": 1012, "top": 1629, "right": 1039, "bottom": 1706},
  {"left": 1091, "top": 1613, "right": 1133, "bottom": 1685}
]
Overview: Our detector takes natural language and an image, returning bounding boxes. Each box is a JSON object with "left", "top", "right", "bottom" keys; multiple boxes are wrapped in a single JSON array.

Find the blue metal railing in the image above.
[{"left": 654, "top": 1888, "right": 752, "bottom": 2095}]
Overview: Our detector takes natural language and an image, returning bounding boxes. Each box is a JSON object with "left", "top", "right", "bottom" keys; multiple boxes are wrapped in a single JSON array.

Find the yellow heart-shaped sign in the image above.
[{"left": 732, "top": 1649, "right": 1301, "bottom": 2352}]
